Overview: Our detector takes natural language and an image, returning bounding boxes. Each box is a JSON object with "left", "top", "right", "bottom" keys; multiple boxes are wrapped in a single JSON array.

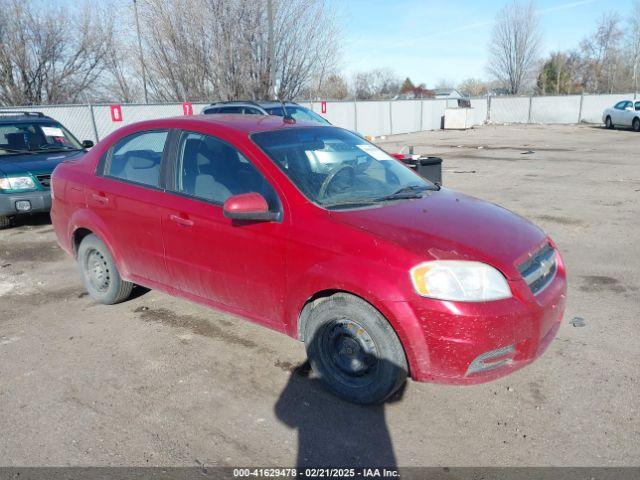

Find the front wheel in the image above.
[
  {"left": 605, "top": 116, "right": 613, "bottom": 129},
  {"left": 77, "top": 234, "right": 133, "bottom": 304},
  {"left": 304, "top": 293, "right": 408, "bottom": 405},
  {"left": 633, "top": 118, "right": 640, "bottom": 132}
]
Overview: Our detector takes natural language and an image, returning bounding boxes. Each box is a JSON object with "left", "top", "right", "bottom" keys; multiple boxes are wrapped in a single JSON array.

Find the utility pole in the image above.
[
  {"left": 133, "top": 0, "right": 149, "bottom": 104},
  {"left": 267, "top": 0, "right": 276, "bottom": 100}
]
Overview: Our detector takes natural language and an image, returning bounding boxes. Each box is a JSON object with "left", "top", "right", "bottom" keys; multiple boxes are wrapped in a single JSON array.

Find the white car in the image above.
[{"left": 602, "top": 100, "right": 640, "bottom": 131}]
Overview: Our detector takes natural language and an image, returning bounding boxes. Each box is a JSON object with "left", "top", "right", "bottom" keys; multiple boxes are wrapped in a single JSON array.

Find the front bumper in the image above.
[
  {"left": 0, "top": 190, "right": 51, "bottom": 216},
  {"left": 387, "top": 260, "right": 567, "bottom": 384}
]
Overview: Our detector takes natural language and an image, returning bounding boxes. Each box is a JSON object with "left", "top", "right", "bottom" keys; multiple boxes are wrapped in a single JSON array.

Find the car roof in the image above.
[
  {"left": 0, "top": 112, "right": 55, "bottom": 123},
  {"left": 206, "top": 101, "right": 302, "bottom": 109},
  {"left": 126, "top": 113, "right": 331, "bottom": 136}
]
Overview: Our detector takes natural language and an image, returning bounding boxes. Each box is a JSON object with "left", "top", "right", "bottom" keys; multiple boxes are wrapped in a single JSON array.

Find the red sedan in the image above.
[{"left": 51, "top": 115, "right": 566, "bottom": 404}]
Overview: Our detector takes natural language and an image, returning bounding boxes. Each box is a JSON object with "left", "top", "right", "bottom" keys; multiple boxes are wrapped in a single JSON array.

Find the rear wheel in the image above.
[
  {"left": 304, "top": 293, "right": 408, "bottom": 405},
  {"left": 0, "top": 215, "right": 13, "bottom": 229},
  {"left": 605, "top": 116, "right": 613, "bottom": 129},
  {"left": 633, "top": 117, "right": 640, "bottom": 132},
  {"left": 77, "top": 234, "right": 133, "bottom": 304}
]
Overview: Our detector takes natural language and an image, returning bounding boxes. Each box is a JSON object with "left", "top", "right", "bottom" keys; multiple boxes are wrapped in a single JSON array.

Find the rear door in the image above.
[
  {"left": 161, "top": 130, "right": 288, "bottom": 328},
  {"left": 87, "top": 130, "right": 170, "bottom": 283}
]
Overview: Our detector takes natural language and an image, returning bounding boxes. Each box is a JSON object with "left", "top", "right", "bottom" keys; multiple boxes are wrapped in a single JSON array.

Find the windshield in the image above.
[
  {"left": 252, "top": 127, "right": 434, "bottom": 208},
  {"left": 265, "top": 106, "right": 330, "bottom": 125},
  {"left": 0, "top": 121, "right": 82, "bottom": 156}
]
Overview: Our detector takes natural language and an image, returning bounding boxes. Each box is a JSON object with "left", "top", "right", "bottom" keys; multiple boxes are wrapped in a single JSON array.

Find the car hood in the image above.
[
  {"left": 329, "top": 188, "right": 547, "bottom": 279},
  {"left": 0, "top": 150, "right": 84, "bottom": 176}
]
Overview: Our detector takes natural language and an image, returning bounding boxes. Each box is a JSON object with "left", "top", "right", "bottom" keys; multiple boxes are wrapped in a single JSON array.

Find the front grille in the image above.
[
  {"left": 518, "top": 243, "right": 557, "bottom": 295},
  {"left": 35, "top": 174, "right": 51, "bottom": 188}
]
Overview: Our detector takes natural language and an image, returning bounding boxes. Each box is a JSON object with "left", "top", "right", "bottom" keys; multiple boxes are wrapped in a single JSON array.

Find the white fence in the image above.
[{"left": 1, "top": 93, "right": 636, "bottom": 142}]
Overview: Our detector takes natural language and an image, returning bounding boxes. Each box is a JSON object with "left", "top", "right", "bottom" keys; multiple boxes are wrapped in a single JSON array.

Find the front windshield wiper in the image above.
[
  {"left": 322, "top": 199, "right": 380, "bottom": 209},
  {"left": 0, "top": 148, "right": 37, "bottom": 155},
  {"left": 374, "top": 184, "right": 433, "bottom": 202},
  {"left": 35, "top": 145, "right": 81, "bottom": 152}
]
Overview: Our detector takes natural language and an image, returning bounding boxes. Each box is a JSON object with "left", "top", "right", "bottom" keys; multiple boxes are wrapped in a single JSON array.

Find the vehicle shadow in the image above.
[
  {"left": 274, "top": 360, "right": 406, "bottom": 468},
  {"left": 10, "top": 212, "right": 52, "bottom": 228}
]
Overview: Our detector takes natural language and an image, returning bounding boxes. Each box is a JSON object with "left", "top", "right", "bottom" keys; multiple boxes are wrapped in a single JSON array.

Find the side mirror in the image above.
[
  {"left": 223, "top": 192, "right": 278, "bottom": 221},
  {"left": 82, "top": 140, "right": 94, "bottom": 149}
]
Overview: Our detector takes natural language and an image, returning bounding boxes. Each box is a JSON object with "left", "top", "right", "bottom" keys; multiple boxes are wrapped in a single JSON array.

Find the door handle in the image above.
[
  {"left": 169, "top": 214, "right": 194, "bottom": 227},
  {"left": 91, "top": 193, "right": 109, "bottom": 205}
]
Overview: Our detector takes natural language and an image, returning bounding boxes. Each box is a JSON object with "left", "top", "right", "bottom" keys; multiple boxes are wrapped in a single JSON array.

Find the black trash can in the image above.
[
  {"left": 400, "top": 156, "right": 443, "bottom": 185},
  {"left": 416, "top": 156, "right": 442, "bottom": 185}
]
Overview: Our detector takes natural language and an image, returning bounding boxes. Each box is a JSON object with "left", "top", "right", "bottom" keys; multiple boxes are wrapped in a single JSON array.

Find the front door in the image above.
[{"left": 161, "top": 130, "right": 289, "bottom": 328}]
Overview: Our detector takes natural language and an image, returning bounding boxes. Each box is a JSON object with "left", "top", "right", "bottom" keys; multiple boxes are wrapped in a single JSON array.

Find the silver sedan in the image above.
[{"left": 602, "top": 100, "right": 640, "bottom": 131}]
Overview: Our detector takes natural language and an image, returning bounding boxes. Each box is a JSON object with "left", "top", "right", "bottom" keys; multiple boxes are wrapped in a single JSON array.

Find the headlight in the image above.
[
  {"left": 0, "top": 176, "right": 36, "bottom": 191},
  {"left": 410, "top": 260, "right": 512, "bottom": 301}
]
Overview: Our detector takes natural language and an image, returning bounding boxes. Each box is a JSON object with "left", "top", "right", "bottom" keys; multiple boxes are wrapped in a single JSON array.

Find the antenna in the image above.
[{"left": 276, "top": 91, "right": 295, "bottom": 124}]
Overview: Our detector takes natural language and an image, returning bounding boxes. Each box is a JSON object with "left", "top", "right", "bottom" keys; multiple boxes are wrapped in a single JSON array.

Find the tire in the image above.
[
  {"left": 77, "top": 234, "right": 133, "bottom": 304},
  {"left": 0, "top": 215, "right": 13, "bottom": 229},
  {"left": 633, "top": 118, "right": 640, "bottom": 132},
  {"left": 304, "top": 293, "right": 408, "bottom": 405},
  {"left": 605, "top": 116, "right": 613, "bottom": 129}
]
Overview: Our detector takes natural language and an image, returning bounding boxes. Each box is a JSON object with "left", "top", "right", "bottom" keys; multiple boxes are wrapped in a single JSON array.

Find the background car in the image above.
[
  {"left": 202, "top": 100, "right": 331, "bottom": 125},
  {"left": 0, "top": 111, "right": 93, "bottom": 229},
  {"left": 602, "top": 100, "right": 640, "bottom": 131}
]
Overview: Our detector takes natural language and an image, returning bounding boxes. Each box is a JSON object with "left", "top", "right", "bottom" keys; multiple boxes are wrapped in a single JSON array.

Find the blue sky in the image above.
[{"left": 332, "top": 0, "right": 629, "bottom": 86}]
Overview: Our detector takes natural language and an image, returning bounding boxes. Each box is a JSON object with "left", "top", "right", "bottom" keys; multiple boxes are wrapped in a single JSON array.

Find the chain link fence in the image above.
[{"left": 1, "top": 93, "right": 636, "bottom": 142}]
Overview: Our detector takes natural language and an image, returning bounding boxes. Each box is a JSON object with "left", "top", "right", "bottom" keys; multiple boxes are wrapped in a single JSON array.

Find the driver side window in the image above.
[{"left": 174, "top": 131, "right": 279, "bottom": 210}]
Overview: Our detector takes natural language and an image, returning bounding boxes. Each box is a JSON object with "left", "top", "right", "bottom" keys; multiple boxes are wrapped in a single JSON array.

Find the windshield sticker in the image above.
[
  {"left": 41, "top": 126, "right": 65, "bottom": 137},
  {"left": 356, "top": 144, "right": 393, "bottom": 161}
]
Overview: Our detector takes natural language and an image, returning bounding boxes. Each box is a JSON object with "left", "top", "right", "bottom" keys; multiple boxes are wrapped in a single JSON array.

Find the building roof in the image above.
[{"left": 434, "top": 88, "right": 464, "bottom": 98}]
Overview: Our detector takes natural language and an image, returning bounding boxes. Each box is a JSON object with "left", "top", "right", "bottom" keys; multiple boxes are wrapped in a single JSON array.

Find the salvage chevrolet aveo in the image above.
[{"left": 51, "top": 115, "right": 566, "bottom": 404}]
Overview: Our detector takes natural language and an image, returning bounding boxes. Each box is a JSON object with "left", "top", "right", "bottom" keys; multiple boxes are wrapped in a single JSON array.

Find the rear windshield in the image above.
[
  {"left": 0, "top": 121, "right": 82, "bottom": 156},
  {"left": 264, "top": 106, "right": 330, "bottom": 125}
]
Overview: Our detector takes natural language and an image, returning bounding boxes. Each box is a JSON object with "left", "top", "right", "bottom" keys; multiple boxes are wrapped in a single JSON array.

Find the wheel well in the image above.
[
  {"left": 72, "top": 228, "right": 93, "bottom": 257},
  {"left": 297, "top": 289, "right": 344, "bottom": 341},
  {"left": 297, "top": 289, "right": 413, "bottom": 377}
]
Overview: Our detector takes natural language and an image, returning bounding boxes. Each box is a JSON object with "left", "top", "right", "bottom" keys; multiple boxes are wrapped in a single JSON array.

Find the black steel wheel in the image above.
[{"left": 304, "top": 293, "right": 407, "bottom": 404}]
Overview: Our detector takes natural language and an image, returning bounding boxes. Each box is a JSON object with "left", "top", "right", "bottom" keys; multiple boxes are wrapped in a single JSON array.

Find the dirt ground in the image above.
[{"left": 0, "top": 124, "right": 638, "bottom": 467}]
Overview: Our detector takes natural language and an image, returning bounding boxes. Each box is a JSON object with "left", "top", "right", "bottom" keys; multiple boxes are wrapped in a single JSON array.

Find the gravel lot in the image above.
[{"left": 0, "top": 124, "right": 638, "bottom": 467}]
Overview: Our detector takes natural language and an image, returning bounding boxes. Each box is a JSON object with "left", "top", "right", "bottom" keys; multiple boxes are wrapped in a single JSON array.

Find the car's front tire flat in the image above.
[
  {"left": 77, "top": 234, "right": 133, "bottom": 304},
  {"left": 304, "top": 293, "right": 408, "bottom": 405}
]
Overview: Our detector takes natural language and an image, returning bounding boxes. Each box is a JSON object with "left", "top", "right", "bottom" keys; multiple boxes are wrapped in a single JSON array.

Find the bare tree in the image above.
[
  {"left": 487, "top": 0, "right": 541, "bottom": 95},
  {"left": 580, "top": 13, "right": 624, "bottom": 93},
  {"left": 311, "top": 73, "right": 349, "bottom": 100},
  {"left": 629, "top": 1, "right": 640, "bottom": 95},
  {"left": 137, "top": 0, "right": 340, "bottom": 102},
  {"left": 351, "top": 68, "right": 400, "bottom": 100},
  {"left": 0, "top": 0, "right": 114, "bottom": 105},
  {"left": 457, "top": 78, "right": 488, "bottom": 97}
]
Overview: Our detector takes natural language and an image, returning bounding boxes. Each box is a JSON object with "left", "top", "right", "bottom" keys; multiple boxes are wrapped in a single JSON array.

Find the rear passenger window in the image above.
[
  {"left": 174, "top": 131, "right": 279, "bottom": 210},
  {"left": 105, "top": 130, "right": 168, "bottom": 187}
]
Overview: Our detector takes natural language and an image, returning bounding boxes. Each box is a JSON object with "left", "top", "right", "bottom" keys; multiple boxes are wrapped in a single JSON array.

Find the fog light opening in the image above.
[
  {"left": 466, "top": 344, "right": 516, "bottom": 376},
  {"left": 15, "top": 200, "right": 32, "bottom": 212}
]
